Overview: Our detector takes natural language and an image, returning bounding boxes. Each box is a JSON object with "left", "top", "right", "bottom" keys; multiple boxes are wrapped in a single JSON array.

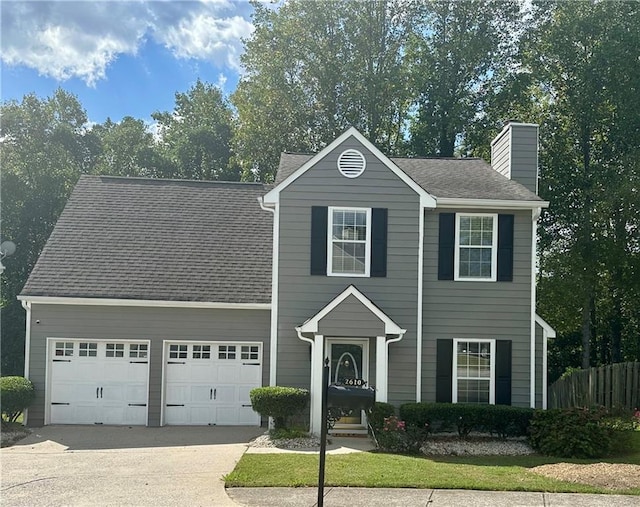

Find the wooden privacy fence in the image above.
[{"left": 548, "top": 361, "right": 640, "bottom": 411}]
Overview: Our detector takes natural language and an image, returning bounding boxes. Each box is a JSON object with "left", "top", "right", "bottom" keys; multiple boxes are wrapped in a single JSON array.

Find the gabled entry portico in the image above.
[{"left": 295, "top": 285, "right": 406, "bottom": 434}]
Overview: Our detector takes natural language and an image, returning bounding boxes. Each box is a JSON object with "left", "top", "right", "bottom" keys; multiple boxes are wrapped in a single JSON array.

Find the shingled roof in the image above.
[
  {"left": 21, "top": 175, "right": 273, "bottom": 303},
  {"left": 276, "top": 153, "right": 542, "bottom": 202}
]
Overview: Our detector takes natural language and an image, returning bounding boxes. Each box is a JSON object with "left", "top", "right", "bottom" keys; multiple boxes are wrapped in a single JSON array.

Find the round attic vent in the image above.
[{"left": 337, "top": 149, "right": 366, "bottom": 178}]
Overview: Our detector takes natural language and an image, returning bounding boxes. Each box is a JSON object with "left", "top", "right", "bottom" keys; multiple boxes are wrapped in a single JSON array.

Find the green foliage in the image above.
[
  {"left": 373, "top": 415, "right": 428, "bottom": 454},
  {"left": 400, "top": 402, "right": 533, "bottom": 438},
  {"left": 269, "top": 427, "right": 309, "bottom": 440},
  {"left": 233, "top": 0, "right": 416, "bottom": 182},
  {"left": 153, "top": 79, "right": 239, "bottom": 181},
  {"left": 0, "top": 376, "right": 35, "bottom": 424},
  {"left": 249, "top": 386, "right": 309, "bottom": 429},
  {"left": 527, "top": 408, "right": 634, "bottom": 458},
  {"left": 367, "top": 402, "right": 396, "bottom": 433}
]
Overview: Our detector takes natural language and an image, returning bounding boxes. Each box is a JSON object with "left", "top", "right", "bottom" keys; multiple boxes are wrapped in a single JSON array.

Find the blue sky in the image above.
[{"left": 1, "top": 0, "right": 264, "bottom": 124}]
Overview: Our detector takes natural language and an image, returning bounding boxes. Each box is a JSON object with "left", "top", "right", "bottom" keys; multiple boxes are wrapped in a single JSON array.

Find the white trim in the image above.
[
  {"left": 416, "top": 208, "right": 425, "bottom": 402},
  {"left": 46, "top": 337, "right": 151, "bottom": 426},
  {"left": 18, "top": 296, "right": 270, "bottom": 310},
  {"left": 535, "top": 314, "right": 556, "bottom": 411},
  {"left": 263, "top": 127, "right": 437, "bottom": 209},
  {"left": 20, "top": 301, "right": 32, "bottom": 425},
  {"left": 535, "top": 314, "right": 556, "bottom": 338},
  {"left": 21, "top": 301, "right": 31, "bottom": 378},
  {"left": 297, "top": 285, "right": 406, "bottom": 336},
  {"left": 530, "top": 214, "right": 537, "bottom": 408},
  {"left": 259, "top": 197, "right": 279, "bottom": 389},
  {"left": 454, "top": 213, "right": 498, "bottom": 282},
  {"left": 376, "top": 336, "right": 387, "bottom": 402},
  {"left": 327, "top": 207, "right": 371, "bottom": 277},
  {"left": 452, "top": 338, "right": 496, "bottom": 404},
  {"left": 436, "top": 198, "right": 549, "bottom": 209},
  {"left": 294, "top": 330, "right": 324, "bottom": 435}
]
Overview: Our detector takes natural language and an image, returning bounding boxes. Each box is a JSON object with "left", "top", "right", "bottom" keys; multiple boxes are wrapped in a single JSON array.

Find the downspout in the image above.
[
  {"left": 530, "top": 208, "right": 541, "bottom": 408},
  {"left": 21, "top": 300, "right": 32, "bottom": 425},
  {"left": 416, "top": 207, "right": 425, "bottom": 402},
  {"left": 296, "top": 327, "right": 320, "bottom": 434},
  {"left": 258, "top": 197, "right": 278, "bottom": 389},
  {"left": 542, "top": 329, "right": 549, "bottom": 409}
]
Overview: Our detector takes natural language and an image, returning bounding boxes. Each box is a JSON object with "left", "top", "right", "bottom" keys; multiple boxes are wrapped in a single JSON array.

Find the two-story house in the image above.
[{"left": 19, "top": 122, "right": 556, "bottom": 432}]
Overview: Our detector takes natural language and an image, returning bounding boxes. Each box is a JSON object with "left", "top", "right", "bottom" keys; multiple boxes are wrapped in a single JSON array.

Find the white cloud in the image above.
[{"left": 0, "top": 1, "right": 255, "bottom": 86}]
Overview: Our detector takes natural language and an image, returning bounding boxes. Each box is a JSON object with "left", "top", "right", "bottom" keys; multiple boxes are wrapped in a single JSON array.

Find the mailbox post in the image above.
[{"left": 318, "top": 361, "right": 376, "bottom": 507}]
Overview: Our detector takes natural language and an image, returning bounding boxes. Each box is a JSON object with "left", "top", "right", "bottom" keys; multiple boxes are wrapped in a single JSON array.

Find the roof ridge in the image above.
[{"left": 82, "top": 174, "right": 268, "bottom": 186}]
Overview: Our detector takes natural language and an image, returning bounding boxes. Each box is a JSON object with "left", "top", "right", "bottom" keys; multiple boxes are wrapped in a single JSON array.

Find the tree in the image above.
[
  {"left": 406, "top": 0, "right": 522, "bottom": 157},
  {"left": 1, "top": 90, "right": 95, "bottom": 375},
  {"left": 152, "top": 80, "right": 239, "bottom": 181},
  {"left": 232, "top": 0, "right": 416, "bottom": 182},
  {"left": 91, "top": 116, "right": 168, "bottom": 177},
  {"left": 530, "top": 1, "right": 640, "bottom": 368}
]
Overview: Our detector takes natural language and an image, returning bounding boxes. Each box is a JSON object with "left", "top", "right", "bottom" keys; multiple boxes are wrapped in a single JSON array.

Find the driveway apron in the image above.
[{"left": 1, "top": 425, "right": 263, "bottom": 507}]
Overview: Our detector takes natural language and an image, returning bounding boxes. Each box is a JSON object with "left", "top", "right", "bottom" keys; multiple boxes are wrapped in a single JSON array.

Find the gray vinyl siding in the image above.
[
  {"left": 491, "top": 130, "right": 511, "bottom": 180},
  {"left": 277, "top": 137, "right": 420, "bottom": 406},
  {"left": 422, "top": 209, "right": 533, "bottom": 408},
  {"left": 509, "top": 125, "right": 538, "bottom": 194},
  {"left": 26, "top": 304, "right": 270, "bottom": 427},
  {"left": 318, "top": 296, "right": 386, "bottom": 337}
]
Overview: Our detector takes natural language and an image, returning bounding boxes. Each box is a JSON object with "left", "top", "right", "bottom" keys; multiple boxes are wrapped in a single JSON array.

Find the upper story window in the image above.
[
  {"left": 454, "top": 213, "right": 498, "bottom": 281},
  {"left": 328, "top": 207, "right": 371, "bottom": 276},
  {"left": 311, "top": 206, "right": 387, "bottom": 278}
]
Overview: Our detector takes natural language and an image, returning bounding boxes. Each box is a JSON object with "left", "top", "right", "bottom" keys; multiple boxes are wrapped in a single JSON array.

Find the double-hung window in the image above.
[
  {"left": 327, "top": 207, "right": 371, "bottom": 276},
  {"left": 453, "top": 339, "right": 495, "bottom": 404},
  {"left": 455, "top": 213, "right": 498, "bottom": 281}
]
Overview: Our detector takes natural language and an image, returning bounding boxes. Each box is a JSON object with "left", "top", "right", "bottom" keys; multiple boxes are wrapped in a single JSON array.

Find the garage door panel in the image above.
[
  {"left": 164, "top": 341, "right": 262, "bottom": 426},
  {"left": 49, "top": 340, "right": 149, "bottom": 425},
  {"left": 218, "top": 364, "right": 239, "bottom": 382},
  {"left": 238, "top": 406, "right": 261, "bottom": 425},
  {"left": 214, "top": 406, "right": 238, "bottom": 425},
  {"left": 239, "top": 365, "right": 261, "bottom": 383}
]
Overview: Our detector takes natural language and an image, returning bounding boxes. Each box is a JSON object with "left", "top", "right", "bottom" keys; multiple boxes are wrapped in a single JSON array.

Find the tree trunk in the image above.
[{"left": 581, "top": 293, "right": 592, "bottom": 369}]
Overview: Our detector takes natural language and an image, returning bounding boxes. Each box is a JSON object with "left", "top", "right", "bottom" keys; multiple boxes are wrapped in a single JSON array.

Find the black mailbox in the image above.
[{"left": 327, "top": 385, "right": 375, "bottom": 411}]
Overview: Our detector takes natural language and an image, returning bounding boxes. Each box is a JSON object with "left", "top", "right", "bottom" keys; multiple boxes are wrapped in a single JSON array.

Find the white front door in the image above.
[
  {"left": 327, "top": 338, "right": 369, "bottom": 428},
  {"left": 163, "top": 342, "right": 262, "bottom": 425},
  {"left": 48, "top": 339, "right": 149, "bottom": 425}
]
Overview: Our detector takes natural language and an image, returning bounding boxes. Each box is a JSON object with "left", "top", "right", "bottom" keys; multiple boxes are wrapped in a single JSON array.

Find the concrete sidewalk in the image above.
[{"left": 227, "top": 487, "right": 639, "bottom": 506}]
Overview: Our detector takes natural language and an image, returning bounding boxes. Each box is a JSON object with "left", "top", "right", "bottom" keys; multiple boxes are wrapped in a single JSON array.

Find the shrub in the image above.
[
  {"left": 0, "top": 376, "right": 36, "bottom": 424},
  {"left": 374, "top": 415, "right": 427, "bottom": 454},
  {"left": 528, "top": 407, "right": 619, "bottom": 458},
  {"left": 400, "top": 402, "right": 533, "bottom": 438},
  {"left": 366, "top": 402, "right": 396, "bottom": 434},
  {"left": 250, "top": 386, "right": 309, "bottom": 429}
]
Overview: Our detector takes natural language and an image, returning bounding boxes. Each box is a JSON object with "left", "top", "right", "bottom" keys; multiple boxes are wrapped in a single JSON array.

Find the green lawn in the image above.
[{"left": 225, "top": 432, "right": 640, "bottom": 495}]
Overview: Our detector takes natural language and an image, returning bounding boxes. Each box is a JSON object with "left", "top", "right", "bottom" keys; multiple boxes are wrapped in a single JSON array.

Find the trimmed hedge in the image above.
[
  {"left": 400, "top": 402, "right": 534, "bottom": 438},
  {"left": 1, "top": 376, "right": 36, "bottom": 423},
  {"left": 250, "top": 386, "right": 309, "bottom": 429}
]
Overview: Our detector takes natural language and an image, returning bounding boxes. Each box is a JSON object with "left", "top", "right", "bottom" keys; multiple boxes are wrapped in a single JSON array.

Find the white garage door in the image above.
[
  {"left": 48, "top": 339, "right": 149, "bottom": 425},
  {"left": 164, "top": 341, "right": 262, "bottom": 426}
]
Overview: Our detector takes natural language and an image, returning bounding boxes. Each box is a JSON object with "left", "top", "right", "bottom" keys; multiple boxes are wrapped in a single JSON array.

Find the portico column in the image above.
[
  {"left": 309, "top": 333, "right": 324, "bottom": 435},
  {"left": 375, "top": 335, "right": 387, "bottom": 402}
]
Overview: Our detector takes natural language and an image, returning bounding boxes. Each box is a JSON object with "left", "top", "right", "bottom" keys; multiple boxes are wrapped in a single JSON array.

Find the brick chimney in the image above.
[{"left": 490, "top": 121, "right": 539, "bottom": 195}]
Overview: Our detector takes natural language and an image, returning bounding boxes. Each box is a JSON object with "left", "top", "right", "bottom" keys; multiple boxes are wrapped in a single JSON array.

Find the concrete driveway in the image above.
[{"left": 1, "top": 425, "right": 263, "bottom": 506}]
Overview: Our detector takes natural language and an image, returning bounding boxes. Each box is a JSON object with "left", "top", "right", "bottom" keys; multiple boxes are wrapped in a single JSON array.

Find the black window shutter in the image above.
[
  {"left": 436, "top": 339, "right": 453, "bottom": 402},
  {"left": 495, "top": 340, "right": 512, "bottom": 405},
  {"left": 310, "top": 206, "right": 328, "bottom": 275},
  {"left": 370, "top": 208, "right": 388, "bottom": 277},
  {"left": 497, "top": 214, "right": 514, "bottom": 282},
  {"left": 438, "top": 213, "right": 455, "bottom": 280}
]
